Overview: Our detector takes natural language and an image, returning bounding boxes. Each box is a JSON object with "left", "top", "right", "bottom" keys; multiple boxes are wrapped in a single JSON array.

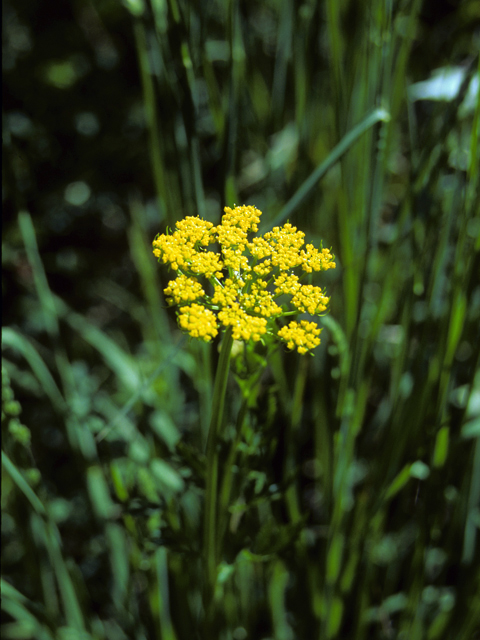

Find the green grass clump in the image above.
[{"left": 2, "top": 0, "right": 479, "bottom": 639}]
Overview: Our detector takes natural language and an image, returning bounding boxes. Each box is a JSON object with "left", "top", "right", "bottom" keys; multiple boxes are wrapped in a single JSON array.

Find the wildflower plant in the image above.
[
  {"left": 153, "top": 204, "right": 336, "bottom": 354},
  {"left": 153, "top": 204, "right": 335, "bottom": 629}
]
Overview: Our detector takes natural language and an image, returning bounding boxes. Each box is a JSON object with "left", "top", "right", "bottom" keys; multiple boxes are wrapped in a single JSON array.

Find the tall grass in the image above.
[{"left": 2, "top": 1, "right": 479, "bottom": 639}]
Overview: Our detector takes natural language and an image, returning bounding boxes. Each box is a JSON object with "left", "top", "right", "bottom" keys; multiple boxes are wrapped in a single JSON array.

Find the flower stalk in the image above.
[
  {"left": 152, "top": 204, "right": 336, "bottom": 631},
  {"left": 203, "top": 325, "right": 233, "bottom": 607}
]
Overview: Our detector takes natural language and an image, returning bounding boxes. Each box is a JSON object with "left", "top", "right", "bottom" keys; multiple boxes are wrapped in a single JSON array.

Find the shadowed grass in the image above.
[{"left": 2, "top": 0, "right": 479, "bottom": 639}]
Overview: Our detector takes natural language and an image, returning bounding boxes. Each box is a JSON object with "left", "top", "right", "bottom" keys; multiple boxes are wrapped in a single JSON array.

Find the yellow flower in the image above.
[
  {"left": 240, "top": 281, "right": 282, "bottom": 318},
  {"left": 218, "top": 304, "right": 267, "bottom": 342},
  {"left": 277, "top": 320, "right": 322, "bottom": 355},
  {"left": 291, "top": 284, "right": 329, "bottom": 315},
  {"left": 212, "top": 278, "right": 243, "bottom": 308},
  {"left": 248, "top": 236, "right": 272, "bottom": 260},
  {"left": 153, "top": 204, "right": 335, "bottom": 353},
  {"left": 178, "top": 304, "right": 218, "bottom": 342},
  {"left": 152, "top": 217, "right": 220, "bottom": 276},
  {"left": 300, "top": 245, "right": 336, "bottom": 273},
  {"left": 265, "top": 223, "right": 305, "bottom": 270},
  {"left": 175, "top": 216, "right": 215, "bottom": 246},
  {"left": 221, "top": 205, "right": 261, "bottom": 233},
  {"left": 164, "top": 275, "right": 205, "bottom": 305},
  {"left": 252, "top": 259, "right": 272, "bottom": 276},
  {"left": 189, "top": 251, "right": 224, "bottom": 279},
  {"left": 221, "top": 247, "right": 251, "bottom": 274},
  {"left": 274, "top": 273, "right": 301, "bottom": 296},
  {"left": 152, "top": 233, "right": 195, "bottom": 271}
]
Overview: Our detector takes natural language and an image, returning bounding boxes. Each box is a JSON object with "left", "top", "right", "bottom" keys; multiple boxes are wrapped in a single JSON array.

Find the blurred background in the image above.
[{"left": 2, "top": 0, "right": 479, "bottom": 639}]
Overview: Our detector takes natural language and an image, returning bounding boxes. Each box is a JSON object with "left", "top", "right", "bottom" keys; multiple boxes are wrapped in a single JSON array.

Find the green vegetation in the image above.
[{"left": 2, "top": 1, "right": 479, "bottom": 639}]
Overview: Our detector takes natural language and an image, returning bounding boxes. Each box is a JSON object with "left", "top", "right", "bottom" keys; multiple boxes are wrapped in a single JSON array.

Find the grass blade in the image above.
[{"left": 262, "top": 108, "right": 390, "bottom": 232}]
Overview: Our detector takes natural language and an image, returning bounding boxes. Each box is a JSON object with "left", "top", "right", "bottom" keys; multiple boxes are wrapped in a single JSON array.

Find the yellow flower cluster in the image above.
[
  {"left": 163, "top": 274, "right": 205, "bottom": 305},
  {"left": 153, "top": 205, "right": 336, "bottom": 354},
  {"left": 277, "top": 321, "right": 322, "bottom": 355},
  {"left": 291, "top": 284, "right": 329, "bottom": 315},
  {"left": 178, "top": 304, "right": 218, "bottom": 341},
  {"left": 152, "top": 216, "right": 222, "bottom": 278}
]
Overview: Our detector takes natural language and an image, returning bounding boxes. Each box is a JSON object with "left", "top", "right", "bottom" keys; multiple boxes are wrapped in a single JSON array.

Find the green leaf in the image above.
[
  {"left": 384, "top": 464, "right": 411, "bottom": 501},
  {"left": 326, "top": 534, "right": 344, "bottom": 585},
  {"left": 261, "top": 108, "right": 390, "bottom": 231},
  {"left": 150, "top": 459, "right": 184, "bottom": 493},
  {"left": 432, "top": 426, "right": 450, "bottom": 469},
  {"left": 326, "top": 596, "right": 344, "bottom": 639},
  {"left": 86, "top": 466, "right": 119, "bottom": 520},
  {"left": 2, "top": 328, "right": 65, "bottom": 413},
  {"left": 1, "top": 451, "right": 46, "bottom": 516}
]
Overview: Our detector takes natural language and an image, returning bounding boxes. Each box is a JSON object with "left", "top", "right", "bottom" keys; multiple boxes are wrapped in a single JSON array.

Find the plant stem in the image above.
[{"left": 203, "top": 326, "right": 234, "bottom": 614}]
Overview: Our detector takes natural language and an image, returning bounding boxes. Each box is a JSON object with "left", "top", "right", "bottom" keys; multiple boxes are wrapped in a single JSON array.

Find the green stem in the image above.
[
  {"left": 284, "top": 355, "right": 308, "bottom": 524},
  {"left": 203, "top": 326, "right": 234, "bottom": 610},
  {"left": 218, "top": 397, "right": 249, "bottom": 545}
]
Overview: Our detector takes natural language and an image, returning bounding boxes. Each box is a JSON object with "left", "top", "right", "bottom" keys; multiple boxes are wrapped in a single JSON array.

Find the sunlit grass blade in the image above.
[
  {"left": 152, "top": 547, "right": 178, "bottom": 640},
  {"left": 53, "top": 295, "right": 141, "bottom": 393},
  {"left": 106, "top": 523, "right": 130, "bottom": 609},
  {"left": 18, "top": 210, "right": 60, "bottom": 337},
  {"left": 2, "top": 451, "right": 47, "bottom": 516},
  {"left": 95, "top": 335, "right": 185, "bottom": 443},
  {"left": 133, "top": 19, "right": 171, "bottom": 226},
  {"left": 2, "top": 328, "right": 66, "bottom": 413},
  {"left": 1, "top": 580, "right": 55, "bottom": 640},
  {"left": 271, "top": 0, "right": 293, "bottom": 123},
  {"left": 268, "top": 560, "right": 292, "bottom": 640},
  {"left": 43, "top": 520, "right": 86, "bottom": 631},
  {"left": 128, "top": 197, "right": 170, "bottom": 345},
  {"left": 261, "top": 108, "right": 390, "bottom": 232}
]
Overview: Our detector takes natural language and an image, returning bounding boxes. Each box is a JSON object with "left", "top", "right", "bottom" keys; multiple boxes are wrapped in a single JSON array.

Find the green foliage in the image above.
[{"left": 2, "top": 0, "right": 479, "bottom": 639}]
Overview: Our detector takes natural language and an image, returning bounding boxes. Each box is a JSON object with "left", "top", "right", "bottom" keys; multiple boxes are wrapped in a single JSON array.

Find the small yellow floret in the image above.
[
  {"left": 265, "top": 224, "right": 305, "bottom": 270},
  {"left": 222, "top": 247, "right": 251, "bottom": 273},
  {"left": 240, "top": 282, "right": 282, "bottom": 318},
  {"left": 178, "top": 304, "right": 218, "bottom": 342},
  {"left": 164, "top": 275, "right": 205, "bottom": 305},
  {"left": 152, "top": 216, "right": 217, "bottom": 274},
  {"left": 212, "top": 278, "right": 241, "bottom": 307},
  {"left": 216, "top": 224, "right": 247, "bottom": 250},
  {"left": 253, "top": 259, "right": 272, "bottom": 276},
  {"left": 221, "top": 205, "right": 262, "bottom": 233},
  {"left": 218, "top": 304, "right": 267, "bottom": 342},
  {"left": 300, "top": 245, "right": 336, "bottom": 272},
  {"left": 175, "top": 216, "right": 215, "bottom": 246},
  {"left": 152, "top": 233, "right": 196, "bottom": 271},
  {"left": 278, "top": 320, "right": 322, "bottom": 354},
  {"left": 291, "top": 285, "right": 329, "bottom": 315},
  {"left": 274, "top": 273, "right": 301, "bottom": 296},
  {"left": 248, "top": 236, "right": 272, "bottom": 260},
  {"left": 189, "top": 250, "right": 224, "bottom": 279}
]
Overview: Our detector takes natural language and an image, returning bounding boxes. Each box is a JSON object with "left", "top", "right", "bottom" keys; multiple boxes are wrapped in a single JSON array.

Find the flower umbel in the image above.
[{"left": 153, "top": 205, "right": 336, "bottom": 354}]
